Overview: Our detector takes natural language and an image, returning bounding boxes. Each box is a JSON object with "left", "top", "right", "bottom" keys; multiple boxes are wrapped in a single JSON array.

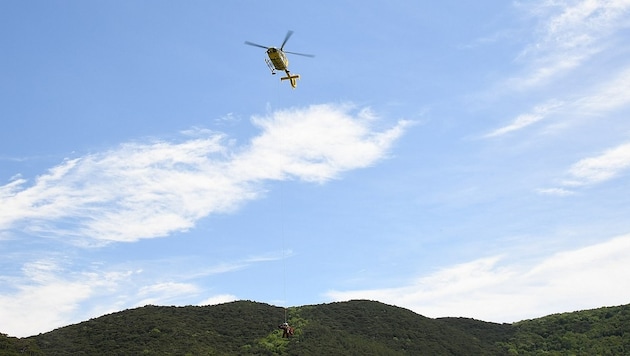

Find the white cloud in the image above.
[
  {"left": 491, "top": 63, "right": 630, "bottom": 140},
  {"left": 0, "top": 104, "right": 410, "bottom": 243},
  {"left": 0, "top": 260, "right": 135, "bottom": 337},
  {"left": 233, "top": 104, "right": 410, "bottom": 183},
  {"left": 458, "top": 29, "right": 516, "bottom": 50},
  {"left": 536, "top": 187, "right": 575, "bottom": 196},
  {"left": 135, "top": 282, "right": 200, "bottom": 307},
  {"left": 485, "top": 100, "right": 563, "bottom": 137},
  {"left": 327, "top": 234, "right": 630, "bottom": 323},
  {"left": 575, "top": 66, "right": 630, "bottom": 113},
  {"left": 198, "top": 294, "right": 238, "bottom": 306},
  {"left": 212, "top": 112, "right": 241, "bottom": 126},
  {"left": 183, "top": 253, "right": 286, "bottom": 280},
  {"left": 0, "top": 252, "right": 281, "bottom": 337},
  {"left": 512, "top": 0, "right": 630, "bottom": 88},
  {"left": 565, "top": 141, "right": 630, "bottom": 185}
]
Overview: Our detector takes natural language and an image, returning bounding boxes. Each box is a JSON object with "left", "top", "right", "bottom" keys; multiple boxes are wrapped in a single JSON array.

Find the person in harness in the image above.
[{"left": 278, "top": 322, "right": 294, "bottom": 338}]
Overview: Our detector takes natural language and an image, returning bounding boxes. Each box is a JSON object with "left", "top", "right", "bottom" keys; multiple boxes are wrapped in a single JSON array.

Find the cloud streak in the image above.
[
  {"left": 484, "top": 1, "right": 630, "bottom": 140},
  {"left": 514, "top": 0, "right": 630, "bottom": 88},
  {"left": 0, "top": 257, "right": 251, "bottom": 337},
  {"left": 485, "top": 64, "right": 630, "bottom": 140},
  {"left": 0, "top": 104, "right": 410, "bottom": 243},
  {"left": 565, "top": 141, "right": 630, "bottom": 186},
  {"left": 484, "top": 100, "right": 563, "bottom": 138},
  {"left": 575, "top": 66, "right": 630, "bottom": 113},
  {"left": 538, "top": 140, "right": 630, "bottom": 195},
  {"left": 327, "top": 233, "right": 630, "bottom": 322},
  {"left": 0, "top": 260, "right": 136, "bottom": 337}
]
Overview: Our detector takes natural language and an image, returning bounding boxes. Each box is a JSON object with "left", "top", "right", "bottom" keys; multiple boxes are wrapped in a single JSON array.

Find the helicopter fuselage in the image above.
[
  {"left": 266, "top": 48, "right": 289, "bottom": 71},
  {"left": 245, "top": 31, "right": 311, "bottom": 89}
]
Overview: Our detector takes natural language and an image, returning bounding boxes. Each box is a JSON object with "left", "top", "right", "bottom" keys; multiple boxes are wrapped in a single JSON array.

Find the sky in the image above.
[{"left": 1, "top": 0, "right": 630, "bottom": 337}]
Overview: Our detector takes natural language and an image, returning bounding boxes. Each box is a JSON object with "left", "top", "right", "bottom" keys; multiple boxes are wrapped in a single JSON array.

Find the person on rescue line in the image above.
[{"left": 278, "top": 322, "right": 294, "bottom": 338}]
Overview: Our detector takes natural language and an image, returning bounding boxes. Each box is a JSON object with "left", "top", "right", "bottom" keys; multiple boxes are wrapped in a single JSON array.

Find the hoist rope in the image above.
[
  {"left": 282, "top": 200, "right": 288, "bottom": 327},
  {"left": 275, "top": 77, "right": 288, "bottom": 324}
]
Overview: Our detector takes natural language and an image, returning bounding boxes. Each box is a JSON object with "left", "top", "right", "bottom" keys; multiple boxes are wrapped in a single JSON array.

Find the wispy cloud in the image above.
[
  {"left": 0, "top": 260, "right": 136, "bottom": 337},
  {"left": 575, "top": 66, "right": 630, "bottom": 113},
  {"left": 198, "top": 294, "right": 238, "bottom": 306},
  {"left": 484, "top": 100, "right": 563, "bottom": 138},
  {"left": 212, "top": 112, "right": 241, "bottom": 126},
  {"left": 0, "top": 104, "right": 410, "bottom": 243},
  {"left": 183, "top": 253, "right": 287, "bottom": 280},
  {"left": 0, "top": 253, "right": 277, "bottom": 337},
  {"left": 536, "top": 187, "right": 575, "bottom": 196},
  {"left": 565, "top": 141, "right": 630, "bottom": 186},
  {"left": 512, "top": 0, "right": 630, "bottom": 88},
  {"left": 485, "top": 0, "right": 630, "bottom": 140},
  {"left": 135, "top": 282, "right": 200, "bottom": 306},
  {"left": 327, "top": 233, "right": 630, "bottom": 322},
  {"left": 539, "top": 140, "right": 630, "bottom": 195},
  {"left": 458, "top": 29, "right": 517, "bottom": 50},
  {"left": 484, "top": 61, "right": 630, "bottom": 146}
]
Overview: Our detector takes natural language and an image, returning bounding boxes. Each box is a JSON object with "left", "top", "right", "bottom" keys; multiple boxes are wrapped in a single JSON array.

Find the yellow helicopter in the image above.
[{"left": 245, "top": 31, "right": 314, "bottom": 89}]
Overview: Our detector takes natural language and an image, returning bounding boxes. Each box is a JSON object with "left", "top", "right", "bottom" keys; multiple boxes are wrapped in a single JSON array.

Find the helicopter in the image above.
[{"left": 245, "top": 31, "right": 314, "bottom": 89}]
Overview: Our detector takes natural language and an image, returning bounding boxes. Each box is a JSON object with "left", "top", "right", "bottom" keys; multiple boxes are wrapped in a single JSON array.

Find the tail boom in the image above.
[{"left": 280, "top": 70, "right": 300, "bottom": 88}]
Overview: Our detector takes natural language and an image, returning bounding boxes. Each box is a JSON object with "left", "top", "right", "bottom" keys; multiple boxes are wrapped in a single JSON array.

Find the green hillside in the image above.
[
  {"left": 2, "top": 300, "right": 627, "bottom": 355},
  {"left": 499, "top": 304, "right": 630, "bottom": 355},
  {"left": 286, "top": 300, "right": 508, "bottom": 355}
]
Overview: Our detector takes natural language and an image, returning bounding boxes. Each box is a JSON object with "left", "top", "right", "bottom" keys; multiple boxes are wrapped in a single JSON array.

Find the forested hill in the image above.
[{"left": 1, "top": 300, "right": 628, "bottom": 355}]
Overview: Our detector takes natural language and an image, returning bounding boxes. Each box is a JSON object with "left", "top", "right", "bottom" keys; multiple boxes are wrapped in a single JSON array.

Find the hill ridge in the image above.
[{"left": 1, "top": 299, "right": 628, "bottom": 355}]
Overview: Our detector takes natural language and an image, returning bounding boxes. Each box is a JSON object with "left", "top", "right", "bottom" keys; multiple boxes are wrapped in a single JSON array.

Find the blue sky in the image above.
[{"left": 2, "top": 1, "right": 630, "bottom": 337}]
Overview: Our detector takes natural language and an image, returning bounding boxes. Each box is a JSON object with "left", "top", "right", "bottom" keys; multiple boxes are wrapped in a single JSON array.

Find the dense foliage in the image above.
[
  {"left": 30, "top": 301, "right": 284, "bottom": 355},
  {"left": 4, "top": 300, "right": 626, "bottom": 355},
  {"left": 498, "top": 304, "right": 630, "bottom": 355},
  {"left": 0, "top": 333, "right": 42, "bottom": 355},
  {"left": 288, "top": 300, "right": 507, "bottom": 355}
]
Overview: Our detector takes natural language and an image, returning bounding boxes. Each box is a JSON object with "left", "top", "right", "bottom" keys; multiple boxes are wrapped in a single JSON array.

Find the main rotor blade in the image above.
[
  {"left": 285, "top": 51, "right": 315, "bottom": 58},
  {"left": 280, "top": 30, "right": 294, "bottom": 51},
  {"left": 244, "top": 41, "right": 269, "bottom": 49}
]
